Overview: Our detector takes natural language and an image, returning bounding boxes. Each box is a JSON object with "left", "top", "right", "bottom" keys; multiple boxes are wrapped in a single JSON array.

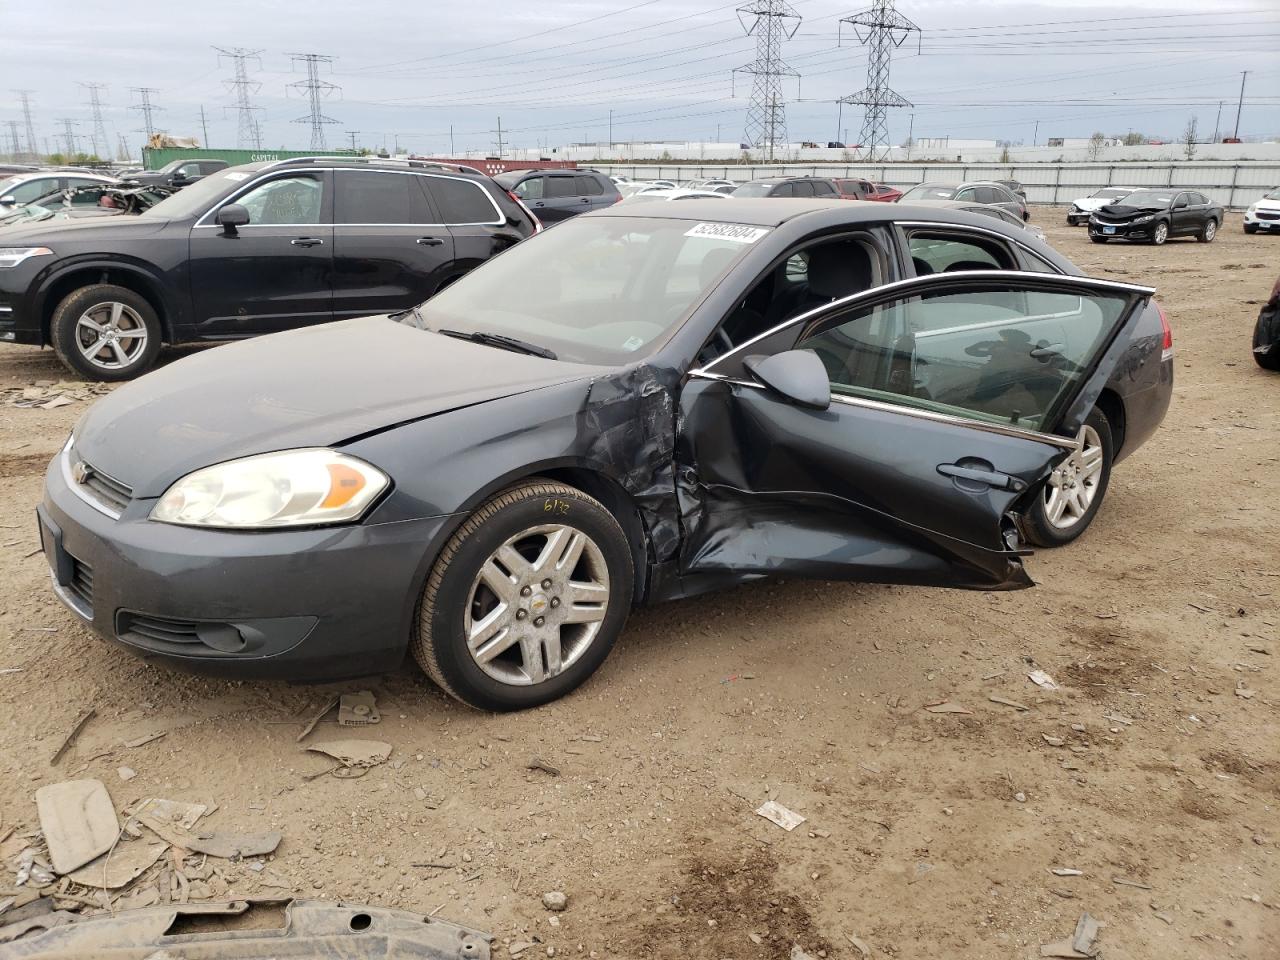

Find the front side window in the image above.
[
  {"left": 2, "top": 177, "right": 58, "bottom": 203},
  {"left": 416, "top": 216, "right": 765, "bottom": 364},
  {"left": 335, "top": 170, "right": 424, "bottom": 224},
  {"left": 236, "top": 175, "right": 324, "bottom": 225},
  {"left": 176, "top": 164, "right": 201, "bottom": 178},
  {"left": 795, "top": 285, "right": 1128, "bottom": 432},
  {"left": 513, "top": 177, "right": 544, "bottom": 201},
  {"left": 732, "top": 181, "right": 774, "bottom": 198}
]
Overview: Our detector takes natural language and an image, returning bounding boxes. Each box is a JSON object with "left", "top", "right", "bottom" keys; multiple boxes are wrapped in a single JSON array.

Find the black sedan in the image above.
[
  {"left": 1089, "top": 189, "right": 1223, "bottom": 245},
  {"left": 40, "top": 200, "right": 1173, "bottom": 711}
]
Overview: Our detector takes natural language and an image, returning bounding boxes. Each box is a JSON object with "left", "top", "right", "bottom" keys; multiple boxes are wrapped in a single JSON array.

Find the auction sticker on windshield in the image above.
[{"left": 685, "top": 223, "right": 770, "bottom": 244}]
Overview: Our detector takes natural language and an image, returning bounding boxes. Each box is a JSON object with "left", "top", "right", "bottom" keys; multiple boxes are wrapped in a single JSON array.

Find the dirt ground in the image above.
[{"left": 0, "top": 207, "right": 1276, "bottom": 959}]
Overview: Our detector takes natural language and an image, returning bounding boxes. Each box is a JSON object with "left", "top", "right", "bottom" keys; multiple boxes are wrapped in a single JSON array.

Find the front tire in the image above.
[
  {"left": 1090, "top": 236, "right": 1108, "bottom": 244},
  {"left": 1151, "top": 221, "right": 1169, "bottom": 245},
  {"left": 412, "top": 480, "right": 634, "bottom": 711},
  {"left": 1244, "top": 223, "right": 1258, "bottom": 235},
  {"left": 50, "top": 284, "right": 161, "bottom": 382},
  {"left": 1197, "top": 218, "right": 1218, "bottom": 243},
  {"left": 1254, "top": 306, "right": 1280, "bottom": 371},
  {"left": 1023, "top": 408, "right": 1114, "bottom": 547}
]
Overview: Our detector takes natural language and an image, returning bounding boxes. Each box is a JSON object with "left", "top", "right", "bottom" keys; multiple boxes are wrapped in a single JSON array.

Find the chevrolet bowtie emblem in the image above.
[{"left": 72, "top": 461, "right": 90, "bottom": 485}]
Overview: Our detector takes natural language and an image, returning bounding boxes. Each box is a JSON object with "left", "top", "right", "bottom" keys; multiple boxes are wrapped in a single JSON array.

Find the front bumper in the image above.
[
  {"left": 40, "top": 452, "right": 452, "bottom": 681},
  {"left": 1067, "top": 207, "right": 1097, "bottom": 225},
  {"left": 1089, "top": 220, "right": 1153, "bottom": 240},
  {"left": 1244, "top": 210, "right": 1280, "bottom": 230}
]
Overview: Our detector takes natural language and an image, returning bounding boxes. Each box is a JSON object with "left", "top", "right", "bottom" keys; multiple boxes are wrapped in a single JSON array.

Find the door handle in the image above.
[
  {"left": 532, "top": 202, "right": 545, "bottom": 208},
  {"left": 937, "top": 463, "right": 1027, "bottom": 492},
  {"left": 416, "top": 237, "right": 445, "bottom": 246},
  {"left": 291, "top": 237, "right": 324, "bottom": 247}
]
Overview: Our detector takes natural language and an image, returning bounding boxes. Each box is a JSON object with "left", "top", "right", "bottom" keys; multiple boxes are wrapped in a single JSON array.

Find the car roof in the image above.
[
  {"left": 591, "top": 197, "right": 1014, "bottom": 228},
  {"left": 230, "top": 157, "right": 498, "bottom": 180}
]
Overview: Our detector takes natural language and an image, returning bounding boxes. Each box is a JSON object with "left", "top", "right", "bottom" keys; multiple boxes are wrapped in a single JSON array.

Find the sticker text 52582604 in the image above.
[{"left": 684, "top": 223, "right": 771, "bottom": 244}]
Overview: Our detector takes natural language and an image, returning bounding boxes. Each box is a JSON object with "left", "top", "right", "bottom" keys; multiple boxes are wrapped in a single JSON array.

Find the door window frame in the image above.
[{"left": 690, "top": 270, "right": 1153, "bottom": 450}]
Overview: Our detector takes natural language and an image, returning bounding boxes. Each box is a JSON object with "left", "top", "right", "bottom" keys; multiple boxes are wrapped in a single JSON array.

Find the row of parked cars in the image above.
[{"left": 25, "top": 157, "right": 1175, "bottom": 710}]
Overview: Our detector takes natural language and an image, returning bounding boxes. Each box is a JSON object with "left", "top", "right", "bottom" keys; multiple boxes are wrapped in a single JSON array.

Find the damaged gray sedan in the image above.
[{"left": 39, "top": 200, "right": 1172, "bottom": 710}]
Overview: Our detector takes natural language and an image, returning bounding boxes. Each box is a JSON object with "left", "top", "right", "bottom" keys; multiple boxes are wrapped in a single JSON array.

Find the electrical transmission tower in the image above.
[
  {"left": 14, "top": 90, "right": 38, "bottom": 161},
  {"left": 287, "top": 53, "right": 341, "bottom": 151},
  {"left": 130, "top": 87, "right": 163, "bottom": 140},
  {"left": 838, "top": 0, "right": 920, "bottom": 161},
  {"left": 79, "top": 82, "right": 110, "bottom": 159},
  {"left": 733, "top": 0, "right": 801, "bottom": 162},
  {"left": 5, "top": 121, "right": 22, "bottom": 162},
  {"left": 57, "top": 118, "right": 80, "bottom": 157},
  {"left": 215, "top": 47, "right": 265, "bottom": 149}
]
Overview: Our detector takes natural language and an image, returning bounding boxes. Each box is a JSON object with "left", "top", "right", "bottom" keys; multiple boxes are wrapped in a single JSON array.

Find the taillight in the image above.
[{"left": 1157, "top": 301, "right": 1173, "bottom": 356}]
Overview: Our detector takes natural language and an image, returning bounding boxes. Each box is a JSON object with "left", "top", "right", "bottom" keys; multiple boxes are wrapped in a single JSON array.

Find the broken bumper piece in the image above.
[{"left": 0, "top": 897, "right": 492, "bottom": 959}]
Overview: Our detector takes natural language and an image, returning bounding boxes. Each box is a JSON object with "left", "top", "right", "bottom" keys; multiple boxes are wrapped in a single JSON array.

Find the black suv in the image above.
[
  {"left": 125, "top": 158, "right": 230, "bottom": 190},
  {"left": 730, "top": 177, "right": 842, "bottom": 199},
  {"left": 0, "top": 157, "right": 539, "bottom": 380},
  {"left": 492, "top": 169, "right": 620, "bottom": 224}
]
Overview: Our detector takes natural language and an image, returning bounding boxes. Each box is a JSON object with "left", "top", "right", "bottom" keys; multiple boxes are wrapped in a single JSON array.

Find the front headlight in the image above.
[
  {"left": 0, "top": 247, "right": 53, "bottom": 269},
  {"left": 151, "top": 449, "right": 389, "bottom": 529},
  {"left": 1247, "top": 205, "right": 1259, "bottom": 215},
  {"left": 1133, "top": 215, "right": 1154, "bottom": 224}
]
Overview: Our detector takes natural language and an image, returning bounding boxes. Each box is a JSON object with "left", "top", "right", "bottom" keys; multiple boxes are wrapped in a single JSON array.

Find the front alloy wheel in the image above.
[
  {"left": 413, "top": 480, "right": 633, "bottom": 710},
  {"left": 1151, "top": 221, "right": 1169, "bottom": 245},
  {"left": 1023, "top": 408, "right": 1114, "bottom": 547},
  {"left": 50, "top": 283, "right": 162, "bottom": 381}
]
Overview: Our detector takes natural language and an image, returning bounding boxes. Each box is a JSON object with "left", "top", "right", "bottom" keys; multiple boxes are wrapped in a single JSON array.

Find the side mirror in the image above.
[
  {"left": 743, "top": 350, "right": 831, "bottom": 410},
  {"left": 0, "top": 195, "right": 15, "bottom": 206},
  {"left": 215, "top": 203, "right": 250, "bottom": 235}
]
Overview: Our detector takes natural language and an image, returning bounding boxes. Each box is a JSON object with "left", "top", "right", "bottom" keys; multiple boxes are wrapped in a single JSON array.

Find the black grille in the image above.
[
  {"left": 1258, "top": 211, "right": 1279, "bottom": 221},
  {"left": 67, "top": 554, "right": 93, "bottom": 609},
  {"left": 117, "top": 613, "right": 247, "bottom": 655}
]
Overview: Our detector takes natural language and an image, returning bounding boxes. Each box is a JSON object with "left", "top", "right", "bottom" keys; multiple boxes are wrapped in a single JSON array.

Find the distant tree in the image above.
[
  {"left": 1087, "top": 132, "right": 1106, "bottom": 161},
  {"left": 659, "top": 149, "right": 673, "bottom": 161},
  {"left": 47, "top": 152, "right": 66, "bottom": 166},
  {"left": 1182, "top": 116, "right": 1199, "bottom": 160},
  {"left": 1122, "top": 131, "right": 1145, "bottom": 146},
  {"left": 999, "top": 145, "right": 1011, "bottom": 163}
]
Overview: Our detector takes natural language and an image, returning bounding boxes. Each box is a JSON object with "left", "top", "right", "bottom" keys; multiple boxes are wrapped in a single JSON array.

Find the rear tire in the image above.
[
  {"left": 50, "top": 284, "right": 161, "bottom": 382},
  {"left": 412, "top": 480, "right": 634, "bottom": 711},
  {"left": 1197, "top": 218, "right": 1218, "bottom": 243},
  {"left": 1022, "top": 408, "right": 1114, "bottom": 548}
]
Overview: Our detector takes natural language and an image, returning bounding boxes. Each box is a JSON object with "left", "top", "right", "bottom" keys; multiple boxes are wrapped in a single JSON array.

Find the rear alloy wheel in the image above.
[
  {"left": 412, "top": 480, "right": 633, "bottom": 711},
  {"left": 1151, "top": 221, "right": 1169, "bottom": 245},
  {"left": 50, "top": 284, "right": 161, "bottom": 381},
  {"left": 1197, "top": 218, "right": 1218, "bottom": 243},
  {"left": 1023, "top": 408, "right": 1114, "bottom": 547}
]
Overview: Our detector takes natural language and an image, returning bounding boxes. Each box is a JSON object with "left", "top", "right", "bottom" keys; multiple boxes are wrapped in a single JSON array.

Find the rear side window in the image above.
[
  {"left": 335, "top": 170, "right": 428, "bottom": 224},
  {"left": 907, "top": 231, "right": 1015, "bottom": 276},
  {"left": 423, "top": 176, "right": 501, "bottom": 225},
  {"left": 545, "top": 176, "right": 579, "bottom": 199},
  {"left": 576, "top": 175, "right": 604, "bottom": 197}
]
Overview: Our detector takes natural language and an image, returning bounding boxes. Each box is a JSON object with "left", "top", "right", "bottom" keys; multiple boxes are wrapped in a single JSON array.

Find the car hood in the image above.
[
  {"left": 72, "top": 316, "right": 604, "bottom": 497},
  {"left": 1253, "top": 197, "right": 1280, "bottom": 211},
  {"left": 1097, "top": 203, "right": 1165, "bottom": 220},
  {"left": 1073, "top": 197, "right": 1117, "bottom": 211},
  {"left": 0, "top": 213, "right": 168, "bottom": 244}
]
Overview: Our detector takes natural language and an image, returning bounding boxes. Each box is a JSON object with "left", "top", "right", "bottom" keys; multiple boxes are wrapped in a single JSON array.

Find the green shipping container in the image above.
[{"left": 143, "top": 147, "right": 358, "bottom": 171}]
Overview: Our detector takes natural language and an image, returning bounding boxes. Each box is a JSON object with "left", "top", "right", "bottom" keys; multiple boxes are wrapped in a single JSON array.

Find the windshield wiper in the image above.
[{"left": 438, "top": 329, "right": 557, "bottom": 360}]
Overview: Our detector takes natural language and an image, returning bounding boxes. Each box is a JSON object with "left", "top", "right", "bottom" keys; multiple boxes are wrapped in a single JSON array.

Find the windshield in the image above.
[
  {"left": 902, "top": 184, "right": 958, "bottom": 201},
  {"left": 140, "top": 168, "right": 252, "bottom": 220},
  {"left": 1110, "top": 190, "right": 1173, "bottom": 207},
  {"left": 1265, "top": 189, "right": 1280, "bottom": 200},
  {"left": 413, "top": 216, "right": 766, "bottom": 364},
  {"left": 1092, "top": 188, "right": 1131, "bottom": 199},
  {"left": 731, "top": 182, "right": 774, "bottom": 197}
]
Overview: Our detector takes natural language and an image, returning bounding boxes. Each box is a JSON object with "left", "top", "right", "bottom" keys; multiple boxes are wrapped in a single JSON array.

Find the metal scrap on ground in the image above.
[
  {"left": 755, "top": 800, "right": 806, "bottom": 831},
  {"left": 34, "top": 780, "right": 118, "bottom": 875}
]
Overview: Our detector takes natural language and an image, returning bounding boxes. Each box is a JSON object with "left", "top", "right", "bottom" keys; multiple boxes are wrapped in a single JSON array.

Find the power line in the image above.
[
  {"left": 79, "top": 82, "right": 109, "bottom": 159},
  {"left": 13, "top": 90, "right": 38, "bottom": 163},
  {"left": 215, "top": 47, "right": 265, "bottom": 150},
  {"left": 56, "top": 118, "right": 79, "bottom": 157},
  {"left": 734, "top": 0, "right": 802, "bottom": 160},
  {"left": 287, "top": 53, "right": 341, "bottom": 151},
  {"left": 130, "top": 87, "right": 163, "bottom": 139},
  {"left": 838, "top": 1, "right": 919, "bottom": 161}
]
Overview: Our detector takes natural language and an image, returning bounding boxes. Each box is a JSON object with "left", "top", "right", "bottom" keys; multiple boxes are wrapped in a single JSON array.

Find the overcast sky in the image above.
[{"left": 3, "top": 0, "right": 1277, "bottom": 157}]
